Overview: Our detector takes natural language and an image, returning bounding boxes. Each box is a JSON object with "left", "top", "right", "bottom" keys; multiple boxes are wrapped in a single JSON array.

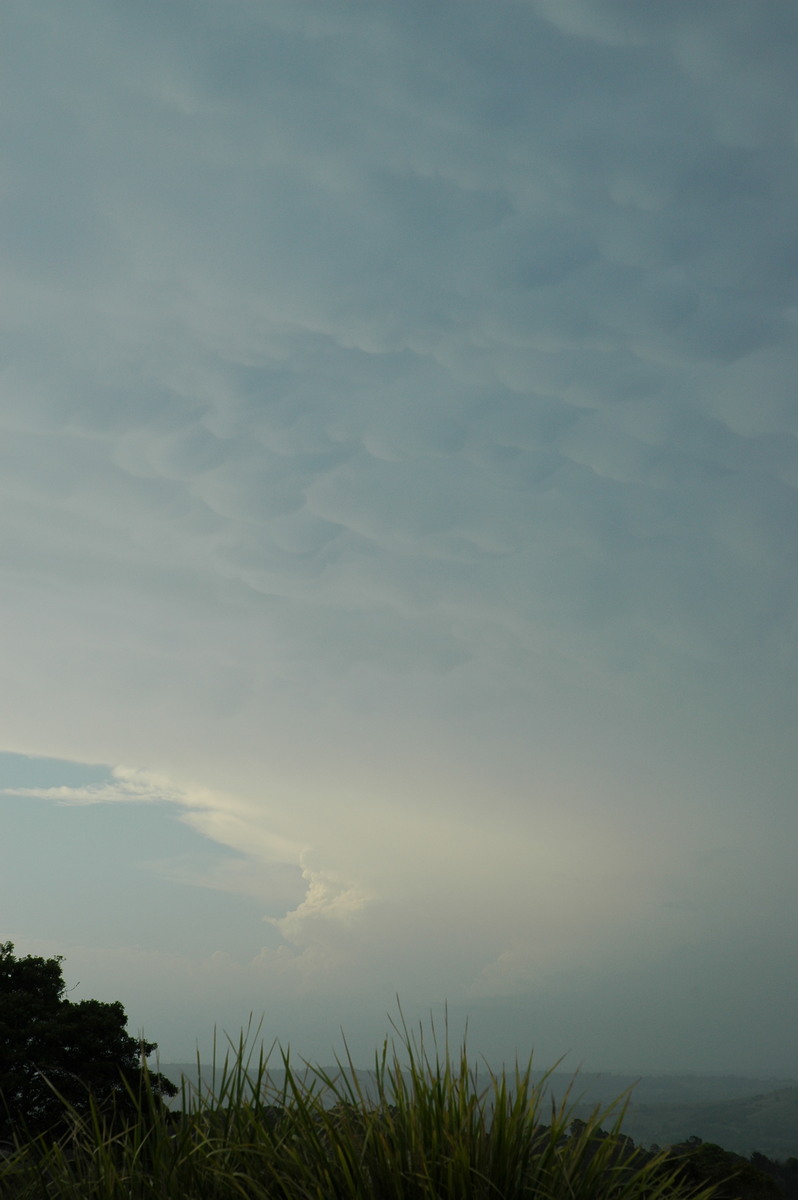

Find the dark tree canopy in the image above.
[{"left": 0, "top": 941, "right": 177, "bottom": 1138}]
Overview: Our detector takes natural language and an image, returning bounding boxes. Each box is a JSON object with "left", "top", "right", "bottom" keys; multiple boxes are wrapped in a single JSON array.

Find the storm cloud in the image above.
[{"left": 1, "top": 0, "right": 797, "bottom": 1072}]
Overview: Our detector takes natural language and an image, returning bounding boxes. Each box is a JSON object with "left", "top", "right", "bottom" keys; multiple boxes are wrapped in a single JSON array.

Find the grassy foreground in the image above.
[{"left": 0, "top": 1019, "right": 719, "bottom": 1200}]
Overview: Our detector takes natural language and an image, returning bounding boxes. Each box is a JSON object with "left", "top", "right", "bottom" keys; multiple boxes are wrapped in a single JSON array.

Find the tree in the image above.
[
  {"left": 669, "top": 1139, "right": 781, "bottom": 1200},
  {"left": 0, "top": 941, "right": 177, "bottom": 1138}
]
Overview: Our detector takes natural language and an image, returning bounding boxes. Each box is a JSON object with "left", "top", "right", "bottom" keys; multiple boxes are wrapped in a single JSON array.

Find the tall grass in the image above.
[{"left": 0, "top": 1016, "right": 719, "bottom": 1200}]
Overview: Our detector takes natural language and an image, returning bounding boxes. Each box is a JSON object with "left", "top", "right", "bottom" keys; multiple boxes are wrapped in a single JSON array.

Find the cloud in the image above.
[
  {"left": 1, "top": 0, "right": 797, "bottom": 1069},
  {"left": 3, "top": 766, "right": 193, "bottom": 806},
  {"left": 2, "top": 0, "right": 795, "bottom": 707}
]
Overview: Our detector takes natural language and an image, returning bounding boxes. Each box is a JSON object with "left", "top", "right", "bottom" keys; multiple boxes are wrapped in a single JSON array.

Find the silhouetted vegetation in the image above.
[{"left": 0, "top": 941, "right": 176, "bottom": 1142}]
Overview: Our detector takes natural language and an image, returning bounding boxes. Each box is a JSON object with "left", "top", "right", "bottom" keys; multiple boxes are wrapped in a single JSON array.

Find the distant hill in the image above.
[
  {"left": 611, "top": 1087, "right": 798, "bottom": 1162},
  {"left": 550, "top": 1072, "right": 798, "bottom": 1108},
  {"left": 531, "top": 1073, "right": 798, "bottom": 1160}
]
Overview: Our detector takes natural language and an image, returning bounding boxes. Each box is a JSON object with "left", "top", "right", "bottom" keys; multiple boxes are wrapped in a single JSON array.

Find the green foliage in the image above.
[
  {"left": 0, "top": 1010, "right": 720, "bottom": 1200},
  {"left": 0, "top": 941, "right": 176, "bottom": 1140}
]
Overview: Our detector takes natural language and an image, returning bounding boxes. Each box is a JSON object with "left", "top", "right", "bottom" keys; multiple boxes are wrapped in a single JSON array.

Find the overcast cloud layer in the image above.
[{"left": 2, "top": 0, "right": 798, "bottom": 1073}]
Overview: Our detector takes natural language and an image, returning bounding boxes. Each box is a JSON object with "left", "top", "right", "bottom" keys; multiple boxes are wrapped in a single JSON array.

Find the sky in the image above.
[{"left": 1, "top": 0, "right": 798, "bottom": 1077}]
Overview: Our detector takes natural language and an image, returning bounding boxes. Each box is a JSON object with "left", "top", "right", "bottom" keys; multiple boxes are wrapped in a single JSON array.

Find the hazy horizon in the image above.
[{"left": 2, "top": 0, "right": 797, "bottom": 1078}]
